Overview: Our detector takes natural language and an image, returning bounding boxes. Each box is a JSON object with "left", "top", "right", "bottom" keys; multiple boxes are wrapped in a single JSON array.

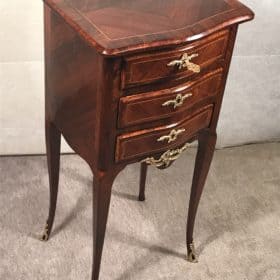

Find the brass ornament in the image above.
[
  {"left": 167, "top": 53, "right": 201, "bottom": 73},
  {"left": 187, "top": 242, "right": 198, "bottom": 263},
  {"left": 141, "top": 143, "right": 190, "bottom": 169},
  {"left": 157, "top": 128, "right": 186, "bottom": 143},
  {"left": 40, "top": 223, "right": 49, "bottom": 241},
  {"left": 162, "top": 93, "right": 193, "bottom": 109}
]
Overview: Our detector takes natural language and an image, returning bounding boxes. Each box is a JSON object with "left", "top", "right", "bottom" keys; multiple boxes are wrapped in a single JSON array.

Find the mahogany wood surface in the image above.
[
  {"left": 41, "top": 1, "right": 254, "bottom": 279},
  {"left": 118, "top": 69, "right": 223, "bottom": 128},
  {"left": 186, "top": 128, "right": 217, "bottom": 260},
  {"left": 116, "top": 106, "right": 213, "bottom": 162},
  {"left": 122, "top": 30, "right": 229, "bottom": 88},
  {"left": 43, "top": 0, "right": 253, "bottom": 55}
]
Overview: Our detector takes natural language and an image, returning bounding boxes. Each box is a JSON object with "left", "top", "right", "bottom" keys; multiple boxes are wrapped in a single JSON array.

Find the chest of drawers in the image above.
[{"left": 40, "top": 0, "right": 254, "bottom": 279}]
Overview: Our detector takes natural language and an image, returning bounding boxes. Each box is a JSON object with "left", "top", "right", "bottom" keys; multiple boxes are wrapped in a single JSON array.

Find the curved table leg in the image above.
[
  {"left": 186, "top": 129, "right": 217, "bottom": 262},
  {"left": 138, "top": 163, "right": 148, "bottom": 201},
  {"left": 91, "top": 170, "right": 121, "bottom": 280},
  {"left": 41, "top": 120, "right": 61, "bottom": 241}
]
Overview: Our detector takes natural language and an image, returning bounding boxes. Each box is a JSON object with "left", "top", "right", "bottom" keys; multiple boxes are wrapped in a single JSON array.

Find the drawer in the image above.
[
  {"left": 122, "top": 30, "right": 229, "bottom": 88},
  {"left": 115, "top": 105, "right": 213, "bottom": 162},
  {"left": 118, "top": 69, "right": 222, "bottom": 128}
]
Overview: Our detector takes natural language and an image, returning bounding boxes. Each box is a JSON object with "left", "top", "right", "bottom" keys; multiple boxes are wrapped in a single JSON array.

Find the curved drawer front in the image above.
[
  {"left": 115, "top": 106, "right": 213, "bottom": 162},
  {"left": 118, "top": 69, "right": 222, "bottom": 128},
  {"left": 122, "top": 30, "right": 229, "bottom": 88}
]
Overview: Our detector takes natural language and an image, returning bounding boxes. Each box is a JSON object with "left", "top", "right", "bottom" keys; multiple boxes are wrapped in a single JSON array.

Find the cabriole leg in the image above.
[
  {"left": 186, "top": 129, "right": 217, "bottom": 262},
  {"left": 41, "top": 120, "right": 61, "bottom": 241},
  {"left": 138, "top": 163, "right": 148, "bottom": 201},
  {"left": 91, "top": 172, "right": 117, "bottom": 280}
]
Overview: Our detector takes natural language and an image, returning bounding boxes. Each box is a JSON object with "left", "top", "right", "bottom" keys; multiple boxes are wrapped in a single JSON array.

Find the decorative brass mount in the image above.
[
  {"left": 40, "top": 223, "right": 49, "bottom": 241},
  {"left": 157, "top": 128, "right": 186, "bottom": 143},
  {"left": 162, "top": 93, "right": 193, "bottom": 109},
  {"left": 187, "top": 242, "right": 198, "bottom": 263},
  {"left": 141, "top": 143, "right": 190, "bottom": 169},
  {"left": 167, "top": 53, "right": 201, "bottom": 73}
]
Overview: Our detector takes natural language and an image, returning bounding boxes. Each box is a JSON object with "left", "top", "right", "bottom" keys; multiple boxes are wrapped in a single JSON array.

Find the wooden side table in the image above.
[{"left": 40, "top": 0, "right": 254, "bottom": 279}]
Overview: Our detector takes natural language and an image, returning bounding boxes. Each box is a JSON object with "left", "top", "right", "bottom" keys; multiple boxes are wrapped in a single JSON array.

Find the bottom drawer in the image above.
[{"left": 115, "top": 105, "right": 213, "bottom": 162}]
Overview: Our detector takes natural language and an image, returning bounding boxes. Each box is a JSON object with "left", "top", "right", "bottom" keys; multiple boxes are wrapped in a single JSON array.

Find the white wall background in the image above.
[{"left": 0, "top": 0, "right": 279, "bottom": 155}]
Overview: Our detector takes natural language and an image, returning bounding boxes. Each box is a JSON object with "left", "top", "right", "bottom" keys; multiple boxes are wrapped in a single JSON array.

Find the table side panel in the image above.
[{"left": 45, "top": 5, "right": 104, "bottom": 171}]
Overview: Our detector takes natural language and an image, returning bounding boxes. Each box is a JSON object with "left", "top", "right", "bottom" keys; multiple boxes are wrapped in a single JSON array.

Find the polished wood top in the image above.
[{"left": 44, "top": 0, "right": 253, "bottom": 55}]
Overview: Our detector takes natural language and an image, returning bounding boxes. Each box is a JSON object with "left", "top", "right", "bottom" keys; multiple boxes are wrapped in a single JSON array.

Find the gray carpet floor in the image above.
[{"left": 0, "top": 143, "right": 279, "bottom": 280}]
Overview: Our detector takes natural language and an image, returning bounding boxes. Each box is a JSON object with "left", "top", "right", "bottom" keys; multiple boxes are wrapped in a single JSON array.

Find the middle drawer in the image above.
[{"left": 118, "top": 68, "right": 223, "bottom": 128}]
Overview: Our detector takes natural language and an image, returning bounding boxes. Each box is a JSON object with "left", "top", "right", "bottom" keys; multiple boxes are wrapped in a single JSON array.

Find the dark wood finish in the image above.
[
  {"left": 138, "top": 163, "right": 148, "bottom": 202},
  {"left": 116, "top": 106, "right": 213, "bottom": 162},
  {"left": 42, "top": 121, "right": 61, "bottom": 241},
  {"left": 186, "top": 129, "right": 217, "bottom": 261},
  {"left": 41, "top": 1, "right": 254, "bottom": 279},
  {"left": 92, "top": 168, "right": 122, "bottom": 280}
]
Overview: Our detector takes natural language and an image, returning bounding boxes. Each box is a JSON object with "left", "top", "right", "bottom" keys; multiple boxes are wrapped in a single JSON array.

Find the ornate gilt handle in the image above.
[
  {"left": 157, "top": 128, "right": 186, "bottom": 143},
  {"left": 167, "top": 53, "right": 200, "bottom": 73},
  {"left": 141, "top": 143, "right": 190, "bottom": 169},
  {"left": 162, "top": 93, "right": 193, "bottom": 109}
]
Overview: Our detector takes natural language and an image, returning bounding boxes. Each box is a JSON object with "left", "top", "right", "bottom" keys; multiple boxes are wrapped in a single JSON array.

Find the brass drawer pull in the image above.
[
  {"left": 141, "top": 143, "right": 190, "bottom": 169},
  {"left": 167, "top": 53, "right": 201, "bottom": 73},
  {"left": 162, "top": 93, "right": 193, "bottom": 109},
  {"left": 157, "top": 128, "right": 186, "bottom": 143}
]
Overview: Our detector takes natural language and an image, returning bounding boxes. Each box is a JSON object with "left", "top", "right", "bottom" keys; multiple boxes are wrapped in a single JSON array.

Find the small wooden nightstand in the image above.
[{"left": 40, "top": 0, "right": 254, "bottom": 279}]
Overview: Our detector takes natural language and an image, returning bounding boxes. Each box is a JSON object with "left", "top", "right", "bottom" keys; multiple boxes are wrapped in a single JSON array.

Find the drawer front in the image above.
[
  {"left": 115, "top": 106, "right": 213, "bottom": 162},
  {"left": 122, "top": 30, "right": 229, "bottom": 88},
  {"left": 119, "top": 69, "right": 222, "bottom": 128}
]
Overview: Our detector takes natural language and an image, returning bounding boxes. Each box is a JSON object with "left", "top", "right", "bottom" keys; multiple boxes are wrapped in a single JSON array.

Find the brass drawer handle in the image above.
[
  {"left": 167, "top": 53, "right": 201, "bottom": 73},
  {"left": 162, "top": 93, "right": 193, "bottom": 109},
  {"left": 157, "top": 128, "right": 186, "bottom": 143},
  {"left": 141, "top": 143, "right": 190, "bottom": 169}
]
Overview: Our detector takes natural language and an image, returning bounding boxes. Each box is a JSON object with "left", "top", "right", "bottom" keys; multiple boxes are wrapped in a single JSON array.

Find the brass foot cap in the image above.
[
  {"left": 39, "top": 223, "right": 49, "bottom": 242},
  {"left": 187, "top": 243, "right": 198, "bottom": 263}
]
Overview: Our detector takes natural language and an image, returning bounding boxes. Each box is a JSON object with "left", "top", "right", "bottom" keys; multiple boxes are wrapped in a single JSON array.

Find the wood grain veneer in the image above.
[
  {"left": 116, "top": 106, "right": 213, "bottom": 162},
  {"left": 40, "top": 1, "right": 254, "bottom": 279},
  {"left": 118, "top": 69, "right": 223, "bottom": 128},
  {"left": 122, "top": 30, "right": 229, "bottom": 88}
]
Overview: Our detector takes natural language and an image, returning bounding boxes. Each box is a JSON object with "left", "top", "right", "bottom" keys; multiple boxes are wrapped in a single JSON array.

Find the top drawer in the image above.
[{"left": 122, "top": 30, "right": 229, "bottom": 89}]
